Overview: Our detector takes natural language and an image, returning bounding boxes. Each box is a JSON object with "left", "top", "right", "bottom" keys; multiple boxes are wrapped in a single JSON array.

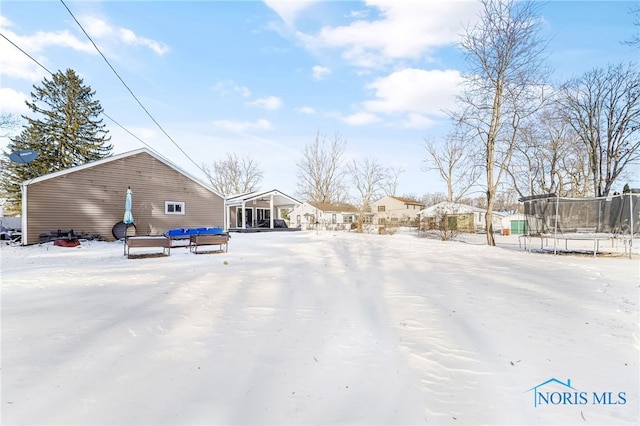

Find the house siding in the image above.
[
  {"left": 371, "top": 196, "right": 424, "bottom": 225},
  {"left": 23, "top": 151, "right": 224, "bottom": 244}
]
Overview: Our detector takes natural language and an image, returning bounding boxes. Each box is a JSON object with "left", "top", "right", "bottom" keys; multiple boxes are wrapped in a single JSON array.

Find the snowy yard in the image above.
[{"left": 1, "top": 231, "right": 638, "bottom": 425}]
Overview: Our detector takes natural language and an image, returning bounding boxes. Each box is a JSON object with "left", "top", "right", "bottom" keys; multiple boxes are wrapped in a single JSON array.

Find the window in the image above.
[
  {"left": 344, "top": 215, "right": 353, "bottom": 223},
  {"left": 165, "top": 201, "right": 185, "bottom": 215},
  {"left": 296, "top": 215, "right": 301, "bottom": 225},
  {"left": 378, "top": 205, "right": 386, "bottom": 212},
  {"left": 332, "top": 214, "right": 336, "bottom": 224},
  {"left": 257, "top": 208, "right": 271, "bottom": 222}
]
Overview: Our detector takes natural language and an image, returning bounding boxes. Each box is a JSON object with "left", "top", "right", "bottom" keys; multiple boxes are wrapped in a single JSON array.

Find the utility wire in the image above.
[
  {"left": 1, "top": 32, "right": 53, "bottom": 75},
  {"left": 59, "top": 0, "right": 205, "bottom": 174},
  {"left": 0, "top": 31, "right": 163, "bottom": 156}
]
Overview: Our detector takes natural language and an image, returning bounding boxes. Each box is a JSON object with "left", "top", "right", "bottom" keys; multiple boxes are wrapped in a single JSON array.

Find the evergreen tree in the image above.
[{"left": 0, "top": 69, "right": 112, "bottom": 214}]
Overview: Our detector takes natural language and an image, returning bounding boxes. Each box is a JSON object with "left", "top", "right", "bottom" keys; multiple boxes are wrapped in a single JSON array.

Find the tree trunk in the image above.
[{"left": 485, "top": 189, "right": 495, "bottom": 246}]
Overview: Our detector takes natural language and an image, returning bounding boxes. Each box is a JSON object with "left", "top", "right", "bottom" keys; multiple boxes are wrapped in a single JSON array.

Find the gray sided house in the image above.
[{"left": 21, "top": 148, "right": 224, "bottom": 245}]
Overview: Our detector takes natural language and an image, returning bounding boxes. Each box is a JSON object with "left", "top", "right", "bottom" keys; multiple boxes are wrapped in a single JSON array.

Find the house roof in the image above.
[
  {"left": 21, "top": 147, "right": 225, "bottom": 198},
  {"left": 390, "top": 196, "right": 424, "bottom": 205},
  {"left": 225, "top": 189, "right": 301, "bottom": 206},
  {"left": 373, "top": 195, "right": 424, "bottom": 206},
  {"left": 420, "top": 201, "right": 508, "bottom": 217},
  {"left": 308, "top": 202, "right": 358, "bottom": 213}
]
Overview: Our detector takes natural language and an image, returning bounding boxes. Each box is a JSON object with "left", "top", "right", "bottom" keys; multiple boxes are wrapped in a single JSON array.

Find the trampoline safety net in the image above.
[{"left": 522, "top": 192, "right": 640, "bottom": 236}]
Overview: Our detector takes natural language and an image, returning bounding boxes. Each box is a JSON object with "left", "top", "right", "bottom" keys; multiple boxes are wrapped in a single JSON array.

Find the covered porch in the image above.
[{"left": 225, "top": 189, "right": 301, "bottom": 232}]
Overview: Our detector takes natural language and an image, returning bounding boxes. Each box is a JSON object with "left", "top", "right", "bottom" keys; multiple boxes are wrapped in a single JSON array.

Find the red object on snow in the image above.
[{"left": 54, "top": 239, "right": 80, "bottom": 248}]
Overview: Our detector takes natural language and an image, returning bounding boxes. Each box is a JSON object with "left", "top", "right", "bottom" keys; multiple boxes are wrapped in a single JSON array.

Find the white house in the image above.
[
  {"left": 289, "top": 202, "right": 359, "bottom": 230},
  {"left": 225, "top": 189, "right": 301, "bottom": 231},
  {"left": 370, "top": 196, "right": 424, "bottom": 226}
]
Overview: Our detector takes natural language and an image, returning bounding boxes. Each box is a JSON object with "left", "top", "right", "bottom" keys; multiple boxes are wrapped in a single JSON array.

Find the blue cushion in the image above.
[
  {"left": 199, "top": 227, "right": 225, "bottom": 235},
  {"left": 165, "top": 228, "right": 186, "bottom": 237}
]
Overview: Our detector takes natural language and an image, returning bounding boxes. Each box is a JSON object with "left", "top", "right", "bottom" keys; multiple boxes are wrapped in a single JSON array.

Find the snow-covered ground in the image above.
[{"left": 1, "top": 231, "right": 638, "bottom": 425}]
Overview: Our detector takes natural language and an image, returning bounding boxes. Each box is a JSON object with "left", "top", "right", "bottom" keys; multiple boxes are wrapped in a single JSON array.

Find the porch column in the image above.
[
  {"left": 241, "top": 201, "right": 246, "bottom": 229},
  {"left": 225, "top": 203, "right": 230, "bottom": 231},
  {"left": 270, "top": 194, "right": 274, "bottom": 228}
]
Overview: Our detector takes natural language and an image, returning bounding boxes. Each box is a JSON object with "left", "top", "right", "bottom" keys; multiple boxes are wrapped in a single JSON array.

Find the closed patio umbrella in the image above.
[
  {"left": 123, "top": 187, "right": 134, "bottom": 255},
  {"left": 124, "top": 187, "right": 134, "bottom": 225}
]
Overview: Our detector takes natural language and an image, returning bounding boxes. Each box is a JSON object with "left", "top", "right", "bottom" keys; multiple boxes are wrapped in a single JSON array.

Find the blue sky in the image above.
[{"left": 1, "top": 0, "right": 638, "bottom": 198}]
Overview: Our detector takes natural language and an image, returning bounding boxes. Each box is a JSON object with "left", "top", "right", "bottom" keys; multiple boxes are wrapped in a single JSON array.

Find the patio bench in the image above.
[
  {"left": 190, "top": 233, "right": 229, "bottom": 254},
  {"left": 125, "top": 236, "right": 172, "bottom": 258}
]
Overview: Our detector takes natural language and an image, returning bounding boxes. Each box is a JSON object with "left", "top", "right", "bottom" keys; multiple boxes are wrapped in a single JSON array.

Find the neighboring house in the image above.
[
  {"left": 419, "top": 201, "right": 506, "bottom": 233},
  {"left": 289, "top": 202, "right": 359, "bottom": 230},
  {"left": 20, "top": 148, "right": 225, "bottom": 245},
  {"left": 225, "top": 189, "right": 301, "bottom": 231},
  {"left": 370, "top": 196, "right": 425, "bottom": 226}
]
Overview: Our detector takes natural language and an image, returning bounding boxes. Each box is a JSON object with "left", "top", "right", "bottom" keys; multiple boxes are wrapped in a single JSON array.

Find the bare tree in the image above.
[
  {"left": 559, "top": 63, "right": 640, "bottom": 197},
  {"left": 203, "top": 153, "right": 263, "bottom": 196},
  {"left": 383, "top": 165, "right": 404, "bottom": 196},
  {"left": 348, "top": 157, "right": 387, "bottom": 233},
  {"left": 420, "top": 192, "right": 449, "bottom": 207},
  {"left": 0, "top": 113, "right": 20, "bottom": 136},
  {"left": 624, "top": 5, "right": 640, "bottom": 48},
  {"left": 296, "top": 132, "right": 347, "bottom": 203},
  {"left": 507, "top": 105, "right": 591, "bottom": 198},
  {"left": 454, "top": 0, "right": 548, "bottom": 245},
  {"left": 422, "top": 133, "right": 480, "bottom": 202}
]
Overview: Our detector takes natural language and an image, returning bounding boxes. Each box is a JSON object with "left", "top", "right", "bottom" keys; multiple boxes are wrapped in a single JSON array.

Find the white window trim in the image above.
[{"left": 165, "top": 201, "right": 185, "bottom": 215}]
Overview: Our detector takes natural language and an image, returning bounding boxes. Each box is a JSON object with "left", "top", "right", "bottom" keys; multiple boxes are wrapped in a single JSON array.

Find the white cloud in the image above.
[
  {"left": 0, "top": 88, "right": 29, "bottom": 114},
  {"left": 212, "top": 119, "right": 273, "bottom": 133},
  {"left": 394, "top": 113, "right": 436, "bottom": 129},
  {"left": 297, "top": 106, "right": 316, "bottom": 114},
  {"left": 58, "top": 16, "right": 169, "bottom": 56},
  {"left": 295, "top": 1, "right": 481, "bottom": 68},
  {"left": 341, "top": 111, "right": 380, "bottom": 126},
  {"left": 80, "top": 15, "right": 170, "bottom": 56},
  {"left": 362, "top": 68, "right": 463, "bottom": 117},
  {"left": 312, "top": 65, "right": 331, "bottom": 80},
  {"left": 30, "top": 30, "right": 95, "bottom": 53},
  {"left": 82, "top": 15, "right": 112, "bottom": 38},
  {"left": 0, "top": 33, "right": 48, "bottom": 81},
  {"left": 117, "top": 28, "right": 170, "bottom": 56},
  {"left": 247, "top": 96, "right": 283, "bottom": 111},
  {"left": 263, "top": 0, "right": 320, "bottom": 26},
  {"left": 0, "top": 14, "right": 169, "bottom": 84},
  {"left": 0, "top": 15, "right": 12, "bottom": 28},
  {"left": 212, "top": 80, "right": 252, "bottom": 98}
]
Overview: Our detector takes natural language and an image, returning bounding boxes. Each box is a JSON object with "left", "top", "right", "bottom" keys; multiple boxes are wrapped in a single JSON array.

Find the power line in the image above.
[
  {"left": 59, "top": 0, "right": 206, "bottom": 174},
  {"left": 0, "top": 31, "right": 163, "bottom": 157},
  {"left": 1, "top": 32, "right": 53, "bottom": 75}
]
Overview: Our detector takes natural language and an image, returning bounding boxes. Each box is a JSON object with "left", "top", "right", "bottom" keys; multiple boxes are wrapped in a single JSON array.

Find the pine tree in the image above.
[
  {"left": 25, "top": 69, "right": 112, "bottom": 168},
  {"left": 0, "top": 69, "right": 112, "bottom": 214}
]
